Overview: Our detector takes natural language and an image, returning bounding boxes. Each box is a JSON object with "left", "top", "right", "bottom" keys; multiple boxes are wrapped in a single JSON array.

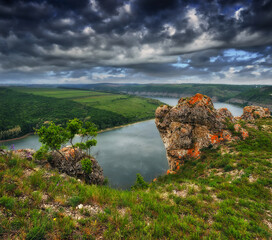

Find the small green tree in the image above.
[
  {"left": 131, "top": 173, "right": 149, "bottom": 190},
  {"left": 35, "top": 118, "right": 97, "bottom": 165}
]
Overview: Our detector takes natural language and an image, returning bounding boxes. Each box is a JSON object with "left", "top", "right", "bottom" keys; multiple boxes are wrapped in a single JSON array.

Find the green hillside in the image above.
[
  {"left": 83, "top": 83, "right": 256, "bottom": 102},
  {"left": 0, "top": 118, "right": 271, "bottom": 239},
  {"left": 231, "top": 86, "right": 272, "bottom": 105},
  {"left": 0, "top": 88, "right": 162, "bottom": 140}
]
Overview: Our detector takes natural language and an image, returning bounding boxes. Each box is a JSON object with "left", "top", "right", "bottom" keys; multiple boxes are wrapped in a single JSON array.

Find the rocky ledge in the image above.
[
  {"left": 0, "top": 147, "right": 104, "bottom": 185},
  {"left": 155, "top": 93, "right": 271, "bottom": 173}
]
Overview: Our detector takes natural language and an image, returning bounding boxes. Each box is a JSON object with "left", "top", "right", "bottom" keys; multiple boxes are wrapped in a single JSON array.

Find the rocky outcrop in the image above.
[
  {"left": 50, "top": 147, "right": 104, "bottom": 185},
  {"left": 0, "top": 147, "right": 104, "bottom": 185},
  {"left": 241, "top": 106, "right": 270, "bottom": 121},
  {"left": 155, "top": 93, "right": 271, "bottom": 172}
]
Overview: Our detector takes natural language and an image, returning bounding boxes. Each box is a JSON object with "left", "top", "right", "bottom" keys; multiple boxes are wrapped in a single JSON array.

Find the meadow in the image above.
[
  {"left": 0, "top": 118, "right": 271, "bottom": 239},
  {"left": 12, "top": 87, "right": 161, "bottom": 122}
]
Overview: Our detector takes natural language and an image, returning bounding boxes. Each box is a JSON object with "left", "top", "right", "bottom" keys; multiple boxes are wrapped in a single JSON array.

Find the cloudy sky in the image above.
[{"left": 0, "top": 0, "right": 272, "bottom": 85}]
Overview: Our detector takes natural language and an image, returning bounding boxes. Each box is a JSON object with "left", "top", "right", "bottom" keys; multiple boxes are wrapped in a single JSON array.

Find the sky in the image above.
[{"left": 0, "top": 0, "right": 272, "bottom": 85}]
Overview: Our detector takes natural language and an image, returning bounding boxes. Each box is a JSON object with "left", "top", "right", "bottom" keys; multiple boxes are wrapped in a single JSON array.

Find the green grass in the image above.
[
  {"left": 0, "top": 118, "right": 271, "bottom": 239},
  {"left": 13, "top": 87, "right": 110, "bottom": 99},
  {"left": 75, "top": 95, "right": 161, "bottom": 120},
  {"left": 12, "top": 87, "right": 162, "bottom": 121}
]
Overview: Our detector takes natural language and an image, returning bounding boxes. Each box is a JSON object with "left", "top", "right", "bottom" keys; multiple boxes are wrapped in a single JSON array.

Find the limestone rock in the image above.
[
  {"left": 13, "top": 149, "right": 35, "bottom": 160},
  {"left": 216, "top": 107, "right": 236, "bottom": 123},
  {"left": 155, "top": 93, "right": 233, "bottom": 171},
  {"left": 241, "top": 106, "right": 270, "bottom": 121},
  {"left": 50, "top": 147, "right": 104, "bottom": 185},
  {"left": 155, "top": 93, "right": 255, "bottom": 172}
]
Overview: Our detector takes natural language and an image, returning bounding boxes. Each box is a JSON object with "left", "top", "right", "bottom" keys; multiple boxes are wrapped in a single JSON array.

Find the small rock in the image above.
[{"left": 77, "top": 204, "right": 83, "bottom": 209}]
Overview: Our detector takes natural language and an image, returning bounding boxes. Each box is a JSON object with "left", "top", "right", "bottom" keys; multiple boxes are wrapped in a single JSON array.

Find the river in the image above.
[{"left": 2, "top": 98, "right": 243, "bottom": 189}]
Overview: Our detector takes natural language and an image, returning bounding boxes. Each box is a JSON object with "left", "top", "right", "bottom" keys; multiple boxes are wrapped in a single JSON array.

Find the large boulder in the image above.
[
  {"left": 155, "top": 93, "right": 233, "bottom": 170},
  {"left": 50, "top": 147, "right": 104, "bottom": 185},
  {"left": 155, "top": 93, "right": 253, "bottom": 171}
]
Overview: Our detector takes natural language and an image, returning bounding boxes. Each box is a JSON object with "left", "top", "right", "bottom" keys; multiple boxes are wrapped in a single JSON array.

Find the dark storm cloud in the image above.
[{"left": 0, "top": 0, "right": 271, "bottom": 84}]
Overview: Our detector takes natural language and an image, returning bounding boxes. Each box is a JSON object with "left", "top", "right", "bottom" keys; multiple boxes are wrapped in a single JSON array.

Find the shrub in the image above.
[
  {"left": 131, "top": 173, "right": 149, "bottom": 190},
  {"left": 33, "top": 145, "right": 49, "bottom": 160},
  {"left": 35, "top": 118, "right": 97, "bottom": 163},
  {"left": 81, "top": 158, "right": 92, "bottom": 174}
]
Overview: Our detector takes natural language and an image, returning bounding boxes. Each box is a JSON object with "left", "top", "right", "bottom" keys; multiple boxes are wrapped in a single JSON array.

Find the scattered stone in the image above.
[
  {"left": 76, "top": 204, "right": 83, "bottom": 209},
  {"left": 245, "top": 123, "right": 258, "bottom": 130},
  {"left": 13, "top": 149, "right": 35, "bottom": 160}
]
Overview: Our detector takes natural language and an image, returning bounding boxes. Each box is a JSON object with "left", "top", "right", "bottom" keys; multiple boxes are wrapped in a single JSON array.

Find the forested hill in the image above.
[
  {"left": 0, "top": 88, "right": 162, "bottom": 140},
  {"left": 227, "top": 86, "right": 272, "bottom": 109},
  {"left": 65, "top": 83, "right": 256, "bottom": 102},
  {"left": 64, "top": 83, "right": 272, "bottom": 107}
]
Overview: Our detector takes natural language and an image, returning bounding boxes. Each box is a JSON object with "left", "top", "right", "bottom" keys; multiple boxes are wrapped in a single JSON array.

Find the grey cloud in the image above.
[{"left": 0, "top": 0, "right": 271, "bottom": 84}]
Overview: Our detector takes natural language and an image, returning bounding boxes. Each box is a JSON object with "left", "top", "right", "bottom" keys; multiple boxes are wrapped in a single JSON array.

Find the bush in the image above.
[
  {"left": 131, "top": 173, "right": 149, "bottom": 190},
  {"left": 34, "top": 145, "right": 49, "bottom": 160},
  {"left": 35, "top": 118, "right": 97, "bottom": 163},
  {"left": 81, "top": 158, "right": 92, "bottom": 174}
]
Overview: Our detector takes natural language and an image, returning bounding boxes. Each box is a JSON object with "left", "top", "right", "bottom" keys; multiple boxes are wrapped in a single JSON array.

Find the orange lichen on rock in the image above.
[
  {"left": 241, "top": 129, "right": 249, "bottom": 140},
  {"left": 188, "top": 93, "right": 211, "bottom": 106},
  {"left": 210, "top": 134, "right": 220, "bottom": 144},
  {"left": 167, "top": 169, "right": 176, "bottom": 175},
  {"left": 264, "top": 108, "right": 270, "bottom": 114},
  {"left": 234, "top": 124, "right": 241, "bottom": 132},
  {"left": 187, "top": 148, "right": 200, "bottom": 158},
  {"left": 155, "top": 93, "right": 270, "bottom": 172}
]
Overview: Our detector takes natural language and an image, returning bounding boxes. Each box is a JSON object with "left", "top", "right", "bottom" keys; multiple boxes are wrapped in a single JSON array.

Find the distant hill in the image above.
[
  {"left": 227, "top": 86, "right": 272, "bottom": 109},
  {"left": 63, "top": 83, "right": 271, "bottom": 109},
  {"left": 0, "top": 88, "right": 162, "bottom": 140},
  {"left": 61, "top": 83, "right": 257, "bottom": 101}
]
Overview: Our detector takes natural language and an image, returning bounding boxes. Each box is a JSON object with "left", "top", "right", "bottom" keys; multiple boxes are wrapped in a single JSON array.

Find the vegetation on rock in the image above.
[{"left": 35, "top": 118, "right": 104, "bottom": 185}]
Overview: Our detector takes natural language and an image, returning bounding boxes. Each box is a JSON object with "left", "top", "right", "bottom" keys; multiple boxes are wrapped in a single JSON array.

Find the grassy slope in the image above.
[
  {"left": 0, "top": 118, "right": 271, "bottom": 239},
  {"left": 11, "top": 87, "right": 162, "bottom": 123}
]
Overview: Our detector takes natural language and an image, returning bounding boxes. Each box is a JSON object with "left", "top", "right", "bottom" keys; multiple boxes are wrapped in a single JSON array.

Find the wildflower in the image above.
[
  {"left": 53, "top": 218, "right": 56, "bottom": 221},
  {"left": 10, "top": 144, "right": 15, "bottom": 150}
]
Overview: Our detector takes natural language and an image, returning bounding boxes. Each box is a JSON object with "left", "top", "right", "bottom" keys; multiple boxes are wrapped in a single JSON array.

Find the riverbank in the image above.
[
  {"left": 0, "top": 132, "right": 34, "bottom": 143},
  {"left": 0, "top": 118, "right": 154, "bottom": 144}
]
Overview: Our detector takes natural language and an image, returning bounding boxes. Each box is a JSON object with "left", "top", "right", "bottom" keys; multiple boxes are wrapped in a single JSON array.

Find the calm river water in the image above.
[{"left": 2, "top": 98, "right": 243, "bottom": 189}]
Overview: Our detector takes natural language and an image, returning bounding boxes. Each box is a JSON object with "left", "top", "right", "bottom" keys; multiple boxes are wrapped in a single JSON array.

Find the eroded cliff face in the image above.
[{"left": 155, "top": 93, "right": 271, "bottom": 173}]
